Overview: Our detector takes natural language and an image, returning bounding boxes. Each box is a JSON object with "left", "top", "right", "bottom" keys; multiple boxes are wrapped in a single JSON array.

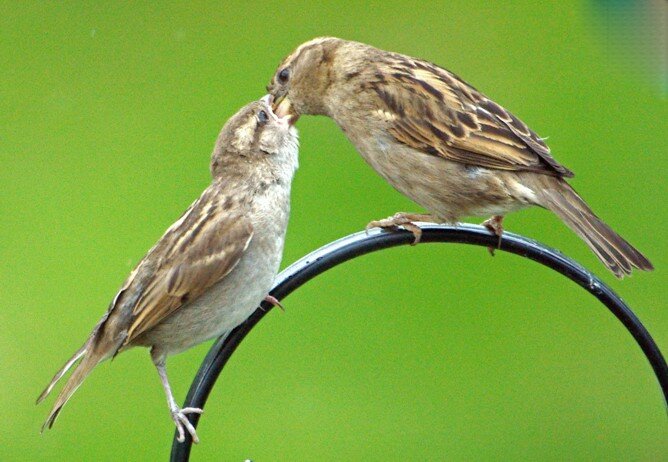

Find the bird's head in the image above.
[
  {"left": 211, "top": 95, "right": 298, "bottom": 176},
  {"left": 267, "top": 37, "right": 346, "bottom": 119}
]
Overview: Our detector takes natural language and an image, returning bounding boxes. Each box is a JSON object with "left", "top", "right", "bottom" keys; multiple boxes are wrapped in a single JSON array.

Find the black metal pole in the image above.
[{"left": 170, "top": 224, "right": 667, "bottom": 461}]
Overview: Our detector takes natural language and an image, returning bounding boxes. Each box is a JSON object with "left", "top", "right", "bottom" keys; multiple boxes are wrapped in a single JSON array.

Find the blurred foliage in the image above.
[{"left": 1, "top": 1, "right": 666, "bottom": 460}]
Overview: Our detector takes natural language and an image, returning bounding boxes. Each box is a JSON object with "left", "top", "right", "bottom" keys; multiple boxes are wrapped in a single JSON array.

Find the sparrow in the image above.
[
  {"left": 37, "top": 95, "right": 299, "bottom": 443},
  {"left": 267, "top": 37, "right": 653, "bottom": 278}
]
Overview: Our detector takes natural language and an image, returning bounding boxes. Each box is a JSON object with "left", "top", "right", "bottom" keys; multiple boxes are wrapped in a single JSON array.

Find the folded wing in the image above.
[{"left": 370, "top": 56, "right": 573, "bottom": 177}]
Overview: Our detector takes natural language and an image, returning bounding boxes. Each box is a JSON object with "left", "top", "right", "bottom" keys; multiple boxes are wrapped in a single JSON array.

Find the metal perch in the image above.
[{"left": 171, "top": 223, "right": 667, "bottom": 461}]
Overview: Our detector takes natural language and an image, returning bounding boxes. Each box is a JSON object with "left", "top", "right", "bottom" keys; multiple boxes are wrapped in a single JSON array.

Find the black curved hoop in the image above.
[{"left": 170, "top": 224, "right": 666, "bottom": 461}]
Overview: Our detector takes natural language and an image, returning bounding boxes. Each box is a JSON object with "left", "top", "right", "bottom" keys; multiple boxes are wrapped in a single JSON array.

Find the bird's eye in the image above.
[
  {"left": 257, "top": 110, "right": 269, "bottom": 124},
  {"left": 278, "top": 68, "right": 290, "bottom": 83}
]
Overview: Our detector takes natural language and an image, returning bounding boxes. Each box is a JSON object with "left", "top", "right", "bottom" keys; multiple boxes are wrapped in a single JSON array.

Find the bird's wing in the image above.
[
  {"left": 106, "top": 186, "right": 253, "bottom": 347},
  {"left": 369, "top": 56, "right": 573, "bottom": 177}
]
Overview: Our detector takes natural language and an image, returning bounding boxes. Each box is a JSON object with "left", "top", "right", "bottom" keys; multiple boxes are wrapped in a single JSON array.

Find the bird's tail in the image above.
[
  {"left": 535, "top": 176, "right": 653, "bottom": 278},
  {"left": 37, "top": 340, "right": 105, "bottom": 431}
]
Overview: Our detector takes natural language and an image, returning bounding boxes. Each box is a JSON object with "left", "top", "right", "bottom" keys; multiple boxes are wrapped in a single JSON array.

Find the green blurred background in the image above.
[{"left": 1, "top": 1, "right": 666, "bottom": 460}]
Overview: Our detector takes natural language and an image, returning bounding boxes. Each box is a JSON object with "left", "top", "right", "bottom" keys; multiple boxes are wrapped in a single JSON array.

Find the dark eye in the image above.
[
  {"left": 257, "top": 110, "right": 269, "bottom": 124},
  {"left": 278, "top": 68, "right": 289, "bottom": 83}
]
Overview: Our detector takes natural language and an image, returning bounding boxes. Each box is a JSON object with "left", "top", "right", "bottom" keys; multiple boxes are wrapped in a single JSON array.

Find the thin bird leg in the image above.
[
  {"left": 263, "top": 294, "right": 285, "bottom": 312},
  {"left": 481, "top": 215, "right": 504, "bottom": 256},
  {"left": 151, "top": 349, "right": 203, "bottom": 444},
  {"left": 366, "top": 213, "right": 436, "bottom": 245}
]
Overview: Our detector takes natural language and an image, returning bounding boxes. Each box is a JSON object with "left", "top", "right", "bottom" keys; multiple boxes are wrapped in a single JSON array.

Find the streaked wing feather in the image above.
[
  {"left": 102, "top": 187, "right": 254, "bottom": 345},
  {"left": 372, "top": 57, "right": 573, "bottom": 177}
]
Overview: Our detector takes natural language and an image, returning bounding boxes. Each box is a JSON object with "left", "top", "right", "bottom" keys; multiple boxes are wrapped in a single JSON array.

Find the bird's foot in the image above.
[
  {"left": 366, "top": 213, "right": 435, "bottom": 245},
  {"left": 482, "top": 215, "right": 504, "bottom": 256},
  {"left": 171, "top": 406, "right": 203, "bottom": 444},
  {"left": 263, "top": 295, "right": 284, "bottom": 312}
]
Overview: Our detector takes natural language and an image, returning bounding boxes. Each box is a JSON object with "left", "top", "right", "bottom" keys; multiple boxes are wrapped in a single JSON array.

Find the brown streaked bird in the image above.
[
  {"left": 37, "top": 96, "right": 299, "bottom": 443},
  {"left": 267, "top": 37, "right": 652, "bottom": 278}
]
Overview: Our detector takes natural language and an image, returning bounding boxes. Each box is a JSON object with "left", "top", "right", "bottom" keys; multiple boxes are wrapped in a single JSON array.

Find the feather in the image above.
[{"left": 369, "top": 54, "right": 574, "bottom": 177}]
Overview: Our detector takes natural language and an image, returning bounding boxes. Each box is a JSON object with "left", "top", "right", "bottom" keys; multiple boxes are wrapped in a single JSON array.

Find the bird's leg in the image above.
[
  {"left": 482, "top": 215, "right": 504, "bottom": 256},
  {"left": 366, "top": 213, "right": 436, "bottom": 245},
  {"left": 263, "top": 294, "right": 284, "bottom": 312},
  {"left": 151, "top": 349, "right": 203, "bottom": 444}
]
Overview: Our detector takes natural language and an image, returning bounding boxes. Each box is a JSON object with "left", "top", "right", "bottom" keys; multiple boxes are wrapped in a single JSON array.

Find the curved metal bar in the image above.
[{"left": 171, "top": 224, "right": 667, "bottom": 460}]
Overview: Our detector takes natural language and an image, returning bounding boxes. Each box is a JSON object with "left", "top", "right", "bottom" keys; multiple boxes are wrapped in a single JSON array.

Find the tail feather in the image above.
[
  {"left": 36, "top": 344, "right": 87, "bottom": 405},
  {"left": 39, "top": 342, "right": 103, "bottom": 431},
  {"left": 537, "top": 178, "right": 653, "bottom": 278},
  {"left": 548, "top": 193, "right": 630, "bottom": 275}
]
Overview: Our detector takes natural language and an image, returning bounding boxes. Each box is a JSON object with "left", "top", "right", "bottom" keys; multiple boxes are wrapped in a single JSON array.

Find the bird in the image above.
[
  {"left": 267, "top": 37, "right": 652, "bottom": 278},
  {"left": 37, "top": 95, "right": 299, "bottom": 443}
]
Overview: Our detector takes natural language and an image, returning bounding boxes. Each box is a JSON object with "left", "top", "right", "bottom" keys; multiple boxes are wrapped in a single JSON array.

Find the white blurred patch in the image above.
[{"left": 588, "top": 0, "right": 667, "bottom": 96}]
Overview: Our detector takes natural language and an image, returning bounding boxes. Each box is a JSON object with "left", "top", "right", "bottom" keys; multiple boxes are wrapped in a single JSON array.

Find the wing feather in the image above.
[
  {"left": 101, "top": 185, "right": 253, "bottom": 347},
  {"left": 370, "top": 56, "right": 574, "bottom": 177}
]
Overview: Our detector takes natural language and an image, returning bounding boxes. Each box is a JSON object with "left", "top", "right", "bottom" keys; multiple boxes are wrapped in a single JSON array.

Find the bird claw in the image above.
[
  {"left": 366, "top": 213, "right": 430, "bottom": 245},
  {"left": 171, "top": 407, "right": 203, "bottom": 444},
  {"left": 263, "top": 295, "right": 284, "bottom": 311},
  {"left": 366, "top": 218, "right": 399, "bottom": 233},
  {"left": 482, "top": 215, "right": 504, "bottom": 256},
  {"left": 401, "top": 222, "right": 423, "bottom": 245}
]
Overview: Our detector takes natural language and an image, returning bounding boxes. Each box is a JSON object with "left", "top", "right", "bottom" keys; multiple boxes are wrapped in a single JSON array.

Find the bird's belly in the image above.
[{"left": 355, "top": 136, "right": 536, "bottom": 220}]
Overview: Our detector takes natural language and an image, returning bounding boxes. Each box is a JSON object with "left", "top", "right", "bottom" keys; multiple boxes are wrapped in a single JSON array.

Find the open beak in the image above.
[{"left": 272, "top": 95, "right": 299, "bottom": 126}]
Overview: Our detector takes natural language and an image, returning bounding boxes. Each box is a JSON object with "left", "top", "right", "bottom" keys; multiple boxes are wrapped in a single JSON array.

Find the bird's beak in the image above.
[{"left": 272, "top": 95, "right": 299, "bottom": 126}]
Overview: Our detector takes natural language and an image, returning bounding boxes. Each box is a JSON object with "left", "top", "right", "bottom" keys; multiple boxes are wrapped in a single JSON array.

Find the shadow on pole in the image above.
[{"left": 171, "top": 224, "right": 667, "bottom": 461}]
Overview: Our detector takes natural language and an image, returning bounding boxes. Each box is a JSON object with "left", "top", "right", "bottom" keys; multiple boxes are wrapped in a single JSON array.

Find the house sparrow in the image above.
[
  {"left": 37, "top": 95, "right": 299, "bottom": 443},
  {"left": 267, "top": 37, "right": 653, "bottom": 278}
]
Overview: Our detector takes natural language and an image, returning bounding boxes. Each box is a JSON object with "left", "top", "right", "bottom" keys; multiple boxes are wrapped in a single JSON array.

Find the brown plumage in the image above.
[
  {"left": 38, "top": 96, "right": 300, "bottom": 443},
  {"left": 267, "top": 37, "right": 652, "bottom": 277}
]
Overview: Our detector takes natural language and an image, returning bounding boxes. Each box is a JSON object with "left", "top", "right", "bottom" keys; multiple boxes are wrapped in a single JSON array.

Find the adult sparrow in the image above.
[
  {"left": 267, "top": 37, "right": 652, "bottom": 278},
  {"left": 37, "top": 95, "right": 299, "bottom": 443}
]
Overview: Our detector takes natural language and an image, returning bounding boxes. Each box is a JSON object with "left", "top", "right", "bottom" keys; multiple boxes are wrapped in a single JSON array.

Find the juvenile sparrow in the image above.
[
  {"left": 37, "top": 95, "right": 299, "bottom": 443},
  {"left": 267, "top": 37, "right": 652, "bottom": 277}
]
